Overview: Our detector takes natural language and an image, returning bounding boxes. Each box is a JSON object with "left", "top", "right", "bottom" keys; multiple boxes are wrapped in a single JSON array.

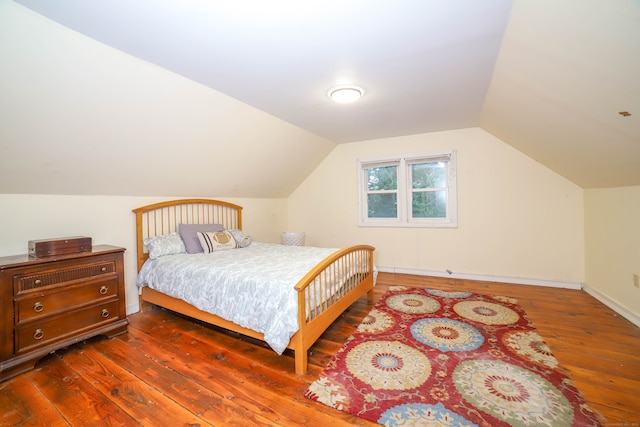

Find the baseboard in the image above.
[
  {"left": 126, "top": 302, "right": 140, "bottom": 316},
  {"left": 582, "top": 285, "right": 640, "bottom": 328},
  {"left": 376, "top": 266, "right": 583, "bottom": 290}
]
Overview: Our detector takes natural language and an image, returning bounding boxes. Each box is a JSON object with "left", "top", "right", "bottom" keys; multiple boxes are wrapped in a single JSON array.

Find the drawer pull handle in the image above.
[
  {"left": 101, "top": 267, "right": 107, "bottom": 272},
  {"left": 34, "top": 279, "right": 42, "bottom": 285},
  {"left": 33, "top": 302, "right": 44, "bottom": 313},
  {"left": 33, "top": 329, "right": 44, "bottom": 340},
  {"left": 99, "top": 286, "right": 108, "bottom": 295},
  {"left": 101, "top": 309, "right": 110, "bottom": 318}
]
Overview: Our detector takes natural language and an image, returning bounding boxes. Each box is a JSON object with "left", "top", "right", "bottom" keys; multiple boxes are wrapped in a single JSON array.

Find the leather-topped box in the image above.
[{"left": 28, "top": 236, "right": 92, "bottom": 258}]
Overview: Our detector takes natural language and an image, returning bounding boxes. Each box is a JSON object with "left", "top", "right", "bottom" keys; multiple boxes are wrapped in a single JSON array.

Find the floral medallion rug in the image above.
[{"left": 305, "top": 286, "right": 604, "bottom": 427}]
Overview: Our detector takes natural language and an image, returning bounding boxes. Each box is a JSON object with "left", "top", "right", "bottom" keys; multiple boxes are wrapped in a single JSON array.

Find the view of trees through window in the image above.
[
  {"left": 411, "top": 162, "right": 447, "bottom": 218},
  {"left": 360, "top": 150, "right": 456, "bottom": 227},
  {"left": 367, "top": 165, "right": 397, "bottom": 218},
  {"left": 366, "top": 162, "right": 447, "bottom": 218}
]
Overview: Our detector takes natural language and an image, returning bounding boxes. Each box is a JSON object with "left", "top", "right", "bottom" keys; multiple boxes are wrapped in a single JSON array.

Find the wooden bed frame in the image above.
[{"left": 132, "top": 199, "right": 375, "bottom": 375}]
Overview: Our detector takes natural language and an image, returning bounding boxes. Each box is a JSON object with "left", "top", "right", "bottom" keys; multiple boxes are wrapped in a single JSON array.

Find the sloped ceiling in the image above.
[
  {"left": 2, "top": 0, "right": 639, "bottom": 195},
  {"left": 483, "top": 1, "right": 640, "bottom": 189}
]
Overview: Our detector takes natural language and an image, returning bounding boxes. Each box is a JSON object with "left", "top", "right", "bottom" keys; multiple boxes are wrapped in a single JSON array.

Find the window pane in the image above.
[
  {"left": 412, "top": 191, "right": 446, "bottom": 218},
  {"left": 368, "top": 193, "right": 397, "bottom": 218},
  {"left": 368, "top": 166, "right": 397, "bottom": 191},
  {"left": 412, "top": 162, "right": 446, "bottom": 189}
]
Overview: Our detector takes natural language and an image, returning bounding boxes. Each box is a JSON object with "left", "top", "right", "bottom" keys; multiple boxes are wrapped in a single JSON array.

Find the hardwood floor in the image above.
[{"left": 2, "top": 272, "right": 639, "bottom": 426}]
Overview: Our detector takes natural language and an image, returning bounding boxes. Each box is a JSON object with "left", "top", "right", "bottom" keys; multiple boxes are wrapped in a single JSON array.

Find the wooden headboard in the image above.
[{"left": 132, "top": 199, "right": 243, "bottom": 271}]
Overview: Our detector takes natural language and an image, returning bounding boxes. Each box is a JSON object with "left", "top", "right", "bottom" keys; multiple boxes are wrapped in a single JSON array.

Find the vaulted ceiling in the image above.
[{"left": 4, "top": 0, "right": 640, "bottom": 191}]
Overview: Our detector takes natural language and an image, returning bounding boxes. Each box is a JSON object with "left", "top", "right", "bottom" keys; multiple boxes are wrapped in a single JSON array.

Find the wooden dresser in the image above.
[{"left": 0, "top": 245, "right": 128, "bottom": 382}]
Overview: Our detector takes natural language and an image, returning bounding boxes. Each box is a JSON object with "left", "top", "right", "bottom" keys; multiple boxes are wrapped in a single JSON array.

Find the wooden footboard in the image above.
[
  {"left": 133, "top": 199, "right": 375, "bottom": 375},
  {"left": 291, "top": 244, "right": 375, "bottom": 374}
]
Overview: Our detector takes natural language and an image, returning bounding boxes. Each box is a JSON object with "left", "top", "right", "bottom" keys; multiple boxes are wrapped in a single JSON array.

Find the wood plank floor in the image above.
[{"left": 2, "top": 272, "right": 639, "bottom": 426}]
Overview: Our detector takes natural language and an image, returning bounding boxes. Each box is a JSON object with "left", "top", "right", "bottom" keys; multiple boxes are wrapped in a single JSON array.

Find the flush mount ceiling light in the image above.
[{"left": 328, "top": 85, "right": 364, "bottom": 103}]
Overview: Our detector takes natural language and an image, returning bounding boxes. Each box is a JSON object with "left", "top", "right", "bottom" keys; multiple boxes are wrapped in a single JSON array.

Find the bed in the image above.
[{"left": 133, "top": 199, "right": 375, "bottom": 375}]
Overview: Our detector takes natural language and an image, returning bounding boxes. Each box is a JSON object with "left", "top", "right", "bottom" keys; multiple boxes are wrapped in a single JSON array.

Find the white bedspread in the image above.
[{"left": 136, "top": 242, "right": 338, "bottom": 354}]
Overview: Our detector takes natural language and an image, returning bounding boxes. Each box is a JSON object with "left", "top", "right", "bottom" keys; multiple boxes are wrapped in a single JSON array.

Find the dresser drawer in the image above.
[
  {"left": 14, "top": 260, "right": 116, "bottom": 295},
  {"left": 15, "top": 278, "right": 118, "bottom": 324},
  {"left": 15, "top": 300, "right": 120, "bottom": 354}
]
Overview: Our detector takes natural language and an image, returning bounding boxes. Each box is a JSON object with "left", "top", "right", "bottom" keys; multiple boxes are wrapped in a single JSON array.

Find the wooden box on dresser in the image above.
[{"left": 0, "top": 245, "right": 128, "bottom": 382}]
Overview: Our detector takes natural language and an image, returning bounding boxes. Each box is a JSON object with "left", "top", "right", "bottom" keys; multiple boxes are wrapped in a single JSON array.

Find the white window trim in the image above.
[{"left": 358, "top": 150, "right": 457, "bottom": 228}]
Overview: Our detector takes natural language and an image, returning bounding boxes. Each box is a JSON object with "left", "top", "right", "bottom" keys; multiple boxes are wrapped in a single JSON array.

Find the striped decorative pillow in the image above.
[{"left": 196, "top": 231, "right": 237, "bottom": 253}]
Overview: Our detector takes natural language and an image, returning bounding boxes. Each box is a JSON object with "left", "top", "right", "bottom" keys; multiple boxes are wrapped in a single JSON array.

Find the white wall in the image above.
[
  {"left": 288, "top": 127, "right": 585, "bottom": 286},
  {"left": 585, "top": 186, "right": 640, "bottom": 325},
  {"left": 0, "top": 194, "right": 287, "bottom": 314}
]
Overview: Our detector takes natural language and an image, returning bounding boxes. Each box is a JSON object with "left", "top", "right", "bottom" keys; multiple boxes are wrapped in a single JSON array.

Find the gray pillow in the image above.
[
  {"left": 178, "top": 223, "right": 224, "bottom": 253},
  {"left": 227, "top": 228, "right": 251, "bottom": 248},
  {"left": 143, "top": 232, "right": 186, "bottom": 259}
]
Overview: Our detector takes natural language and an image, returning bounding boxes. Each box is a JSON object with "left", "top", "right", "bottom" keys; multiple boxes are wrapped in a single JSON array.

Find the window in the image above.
[{"left": 358, "top": 150, "right": 457, "bottom": 227}]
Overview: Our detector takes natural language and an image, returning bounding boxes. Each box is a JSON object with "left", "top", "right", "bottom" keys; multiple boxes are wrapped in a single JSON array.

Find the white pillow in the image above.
[
  {"left": 227, "top": 229, "right": 251, "bottom": 248},
  {"left": 197, "top": 231, "right": 237, "bottom": 253},
  {"left": 144, "top": 232, "right": 186, "bottom": 259}
]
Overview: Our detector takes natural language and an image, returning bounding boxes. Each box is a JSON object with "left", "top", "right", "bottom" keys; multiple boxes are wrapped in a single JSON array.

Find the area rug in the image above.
[{"left": 305, "top": 286, "right": 603, "bottom": 427}]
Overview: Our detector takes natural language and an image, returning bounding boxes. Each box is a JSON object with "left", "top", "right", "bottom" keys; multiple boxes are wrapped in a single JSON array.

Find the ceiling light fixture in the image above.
[{"left": 328, "top": 85, "right": 364, "bottom": 103}]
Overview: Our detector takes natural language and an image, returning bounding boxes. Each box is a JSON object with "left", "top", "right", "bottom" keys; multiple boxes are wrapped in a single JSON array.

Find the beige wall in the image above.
[
  {"left": 288, "top": 127, "right": 585, "bottom": 286},
  {"left": 0, "top": 194, "right": 287, "bottom": 314},
  {"left": 4, "top": 152, "right": 639, "bottom": 324},
  {"left": 0, "top": 1, "right": 334, "bottom": 198},
  {"left": 585, "top": 186, "right": 640, "bottom": 323}
]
